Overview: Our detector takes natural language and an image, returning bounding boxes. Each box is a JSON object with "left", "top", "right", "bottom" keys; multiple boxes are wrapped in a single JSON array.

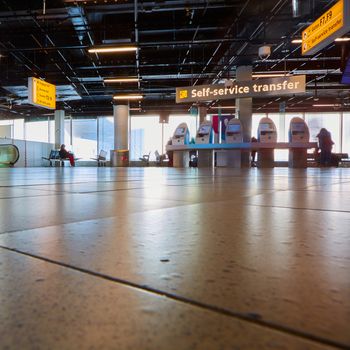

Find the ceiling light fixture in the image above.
[
  {"left": 292, "top": 37, "right": 350, "bottom": 44},
  {"left": 88, "top": 46, "right": 138, "bottom": 53},
  {"left": 104, "top": 77, "right": 139, "bottom": 83},
  {"left": 335, "top": 37, "right": 350, "bottom": 42},
  {"left": 113, "top": 94, "right": 143, "bottom": 100},
  {"left": 210, "top": 106, "right": 236, "bottom": 109},
  {"left": 253, "top": 73, "right": 291, "bottom": 78},
  {"left": 313, "top": 104, "right": 342, "bottom": 107}
]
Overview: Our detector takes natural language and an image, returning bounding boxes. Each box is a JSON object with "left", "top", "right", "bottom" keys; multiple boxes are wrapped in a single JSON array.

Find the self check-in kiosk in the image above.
[
  {"left": 172, "top": 122, "right": 190, "bottom": 146},
  {"left": 224, "top": 119, "right": 243, "bottom": 167},
  {"left": 196, "top": 120, "right": 214, "bottom": 167},
  {"left": 257, "top": 117, "right": 277, "bottom": 168},
  {"left": 172, "top": 123, "right": 190, "bottom": 167},
  {"left": 195, "top": 121, "right": 213, "bottom": 144},
  {"left": 288, "top": 117, "right": 310, "bottom": 168}
]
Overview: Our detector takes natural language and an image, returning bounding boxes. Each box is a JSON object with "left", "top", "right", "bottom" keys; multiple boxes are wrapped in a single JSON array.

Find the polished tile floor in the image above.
[{"left": 0, "top": 167, "right": 349, "bottom": 349}]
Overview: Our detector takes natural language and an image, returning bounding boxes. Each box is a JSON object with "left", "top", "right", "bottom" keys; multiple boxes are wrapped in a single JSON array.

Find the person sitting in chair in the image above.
[{"left": 59, "top": 144, "right": 75, "bottom": 166}]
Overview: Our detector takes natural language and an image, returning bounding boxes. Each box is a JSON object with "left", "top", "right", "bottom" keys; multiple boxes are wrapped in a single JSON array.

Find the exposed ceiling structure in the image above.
[{"left": 0, "top": 0, "right": 349, "bottom": 118}]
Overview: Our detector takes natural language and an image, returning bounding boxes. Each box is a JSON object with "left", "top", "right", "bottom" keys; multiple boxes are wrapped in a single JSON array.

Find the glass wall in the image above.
[{"left": 0, "top": 111, "right": 349, "bottom": 162}]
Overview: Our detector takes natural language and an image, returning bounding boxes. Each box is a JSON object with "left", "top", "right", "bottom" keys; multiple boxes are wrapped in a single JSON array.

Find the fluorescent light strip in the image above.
[
  {"left": 113, "top": 95, "right": 143, "bottom": 100},
  {"left": 104, "top": 78, "right": 139, "bottom": 83},
  {"left": 292, "top": 38, "right": 350, "bottom": 43},
  {"left": 88, "top": 46, "right": 137, "bottom": 53},
  {"left": 253, "top": 73, "right": 291, "bottom": 78},
  {"left": 210, "top": 106, "right": 236, "bottom": 109},
  {"left": 335, "top": 37, "right": 350, "bottom": 42},
  {"left": 313, "top": 104, "right": 341, "bottom": 107}
]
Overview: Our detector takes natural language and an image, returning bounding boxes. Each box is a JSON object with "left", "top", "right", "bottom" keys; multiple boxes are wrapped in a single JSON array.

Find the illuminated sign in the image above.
[
  {"left": 28, "top": 77, "right": 56, "bottom": 109},
  {"left": 176, "top": 76, "right": 306, "bottom": 103},
  {"left": 302, "top": 0, "right": 350, "bottom": 55}
]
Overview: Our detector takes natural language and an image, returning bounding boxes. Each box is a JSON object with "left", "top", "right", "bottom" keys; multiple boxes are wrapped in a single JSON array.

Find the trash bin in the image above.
[{"left": 110, "top": 149, "right": 129, "bottom": 167}]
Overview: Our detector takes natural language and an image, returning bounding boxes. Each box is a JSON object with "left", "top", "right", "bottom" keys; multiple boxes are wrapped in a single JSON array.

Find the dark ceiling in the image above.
[{"left": 0, "top": 0, "right": 349, "bottom": 118}]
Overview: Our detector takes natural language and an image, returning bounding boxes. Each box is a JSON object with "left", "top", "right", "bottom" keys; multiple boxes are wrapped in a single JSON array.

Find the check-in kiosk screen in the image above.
[
  {"left": 227, "top": 124, "right": 241, "bottom": 133},
  {"left": 260, "top": 123, "right": 274, "bottom": 136},
  {"left": 291, "top": 123, "right": 305, "bottom": 134},
  {"left": 175, "top": 127, "right": 185, "bottom": 136},
  {"left": 198, "top": 125, "right": 211, "bottom": 135},
  {"left": 259, "top": 123, "right": 273, "bottom": 131}
]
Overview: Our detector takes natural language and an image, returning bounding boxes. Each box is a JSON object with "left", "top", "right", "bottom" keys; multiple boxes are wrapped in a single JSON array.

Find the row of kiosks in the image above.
[
  {"left": 171, "top": 116, "right": 311, "bottom": 168},
  {"left": 256, "top": 116, "right": 310, "bottom": 167}
]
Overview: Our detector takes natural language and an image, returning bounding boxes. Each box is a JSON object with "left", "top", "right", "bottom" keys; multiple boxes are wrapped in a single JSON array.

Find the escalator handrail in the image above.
[{"left": 0, "top": 144, "right": 20, "bottom": 166}]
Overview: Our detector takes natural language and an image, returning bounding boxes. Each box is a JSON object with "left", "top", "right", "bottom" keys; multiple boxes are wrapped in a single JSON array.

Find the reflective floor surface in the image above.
[{"left": 0, "top": 167, "right": 349, "bottom": 349}]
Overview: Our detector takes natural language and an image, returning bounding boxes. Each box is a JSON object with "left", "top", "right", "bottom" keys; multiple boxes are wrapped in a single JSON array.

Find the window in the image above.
[
  {"left": 130, "top": 116, "right": 162, "bottom": 160},
  {"left": 25, "top": 120, "right": 49, "bottom": 143},
  {"left": 71, "top": 119, "right": 97, "bottom": 160},
  {"left": 343, "top": 113, "right": 350, "bottom": 155},
  {"left": 13, "top": 119, "right": 25, "bottom": 140},
  {"left": 98, "top": 117, "right": 114, "bottom": 159},
  {"left": 0, "top": 120, "right": 13, "bottom": 138},
  {"left": 305, "top": 113, "right": 340, "bottom": 152}
]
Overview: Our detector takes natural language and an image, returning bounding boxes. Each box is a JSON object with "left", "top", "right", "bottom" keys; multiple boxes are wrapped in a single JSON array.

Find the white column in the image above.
[
  {"left": 236, "top": 66, "right": 252, "bottom": 167},
  {"left": 54, "top": 110, "right": 65, "bottom": 149},
  {"left": 113, "top": 104, "right": 129, "bottom": 150}
]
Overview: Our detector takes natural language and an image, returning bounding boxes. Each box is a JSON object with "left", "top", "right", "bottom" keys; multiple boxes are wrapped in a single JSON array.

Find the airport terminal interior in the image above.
[{"left": 0, "top": 0, "right": 350, "bottom": 349}]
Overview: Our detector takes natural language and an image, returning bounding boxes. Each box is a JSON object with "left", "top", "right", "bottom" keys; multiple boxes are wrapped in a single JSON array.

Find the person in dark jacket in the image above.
[
  {"left": 316, "top": 128, "right": 334, "bottom": 166},
  {"left": 251, "top": 136, "right": 258, "bottom": 167},
  {"left": 59, "top": 144, "right": 75, "bottom": 166}
]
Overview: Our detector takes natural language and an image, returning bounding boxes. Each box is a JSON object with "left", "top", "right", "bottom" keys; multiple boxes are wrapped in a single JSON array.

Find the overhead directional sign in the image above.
[
  {"left": 176, "top": 76, "right": 306, "bottom": 103},
  {"left": 28, "top": 77, "right": 56, "bottom": 109},
  {"left": 302, "top": 0, "right": 350, "bottom": 56}
]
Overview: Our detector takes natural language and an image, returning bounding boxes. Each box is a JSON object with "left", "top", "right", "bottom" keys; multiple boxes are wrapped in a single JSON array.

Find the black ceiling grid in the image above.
[{"left": 0, "top": 0, "right": 349, "bottom": 118}]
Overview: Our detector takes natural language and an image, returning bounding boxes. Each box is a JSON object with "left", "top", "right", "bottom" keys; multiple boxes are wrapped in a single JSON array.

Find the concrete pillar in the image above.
[
  {"left": 236, "top": 66, "right": 252, "bottom": 167},
  {"left": 54, "top": 110, "right": 65, "bottom": 149},
  {"left": 198, "top": 105, "right": 207, "bottom": 124},
  {"left": 113, "top": 104, "right": 129, "bottom": 150}
]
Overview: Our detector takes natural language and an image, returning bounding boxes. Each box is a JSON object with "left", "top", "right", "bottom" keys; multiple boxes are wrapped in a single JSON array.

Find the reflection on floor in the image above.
[{"left": 0, "top": 167, "right": 349, "bottom": 349}]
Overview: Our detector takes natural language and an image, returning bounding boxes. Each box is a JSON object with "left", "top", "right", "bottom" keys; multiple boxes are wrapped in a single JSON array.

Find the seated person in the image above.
[{"left": 59, "top": 144, "right": 75, "bottom": 166}]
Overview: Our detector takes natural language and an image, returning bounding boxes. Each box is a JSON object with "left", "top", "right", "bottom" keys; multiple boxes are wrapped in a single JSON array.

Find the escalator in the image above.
[{"left": 0, "top": 144, "right": 20, "bottom": 167}]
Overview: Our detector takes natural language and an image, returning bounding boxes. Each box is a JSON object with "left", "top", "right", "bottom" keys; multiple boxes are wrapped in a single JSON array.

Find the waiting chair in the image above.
[
  {"left": 139, "top": 151, "right": 151, "bottom": 166},
  {"left": 155, "top": 150, "right": 169, "bottom": 166},
  {"left": 91, "top": 150, "right": 108, "bottom": 167}
]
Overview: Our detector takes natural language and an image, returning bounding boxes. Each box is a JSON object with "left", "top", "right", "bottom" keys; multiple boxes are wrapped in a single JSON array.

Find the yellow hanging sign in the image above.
[
  {"left": 302, "top": 0, "right": 350, "bottom": 55},
  {"left": 28, "top": 77, "right": 56, "bottom": 109}
]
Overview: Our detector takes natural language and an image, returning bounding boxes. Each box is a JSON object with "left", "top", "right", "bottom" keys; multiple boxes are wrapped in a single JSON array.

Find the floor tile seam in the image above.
[
  {"left": 245, "top": 203, "right": 350, "bottom": 214},
  {"left": 0, "top": 194, "right": 342, "bottom": 236},
  {"left": 0, "top": 201, "right": 196, "bottom": 235},
  {"left": 0, "top": 245, "right": 347, "bottom": 350},
  {"left": 298, "top": 179, "right": 350, "bottom": 191}
]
